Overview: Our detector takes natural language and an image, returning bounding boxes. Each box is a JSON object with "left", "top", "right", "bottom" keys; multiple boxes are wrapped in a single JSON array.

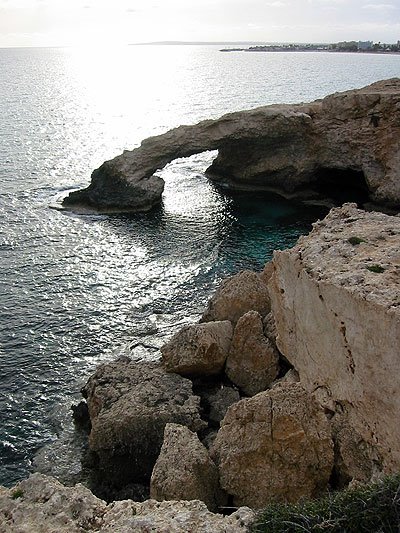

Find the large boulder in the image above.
[
  {"left": 64, "top": 79, "right": 400, "bottom": 212},
  {"left": 161, "top": 321, "right": 233, "bottom": 377},
  {"left": 269, "top": 204, "right": 400, "bottom": 479},
  {"left": 82, "top": 358, "right": 205, "bottom": 488},
  {"left": 226, "top": 310, "right": 280, "bottom": 396},
  {"left": 150, "top": 424, "right": 225, "bottom": 511},
  {"left": 201, "top": 270, "right": 271, "bottom": 324},
  {"left": 0, "top": 473, "right": 254, "bottom": 533},
  {"left": 211, "top": 383, "right": 334, "bottom": 508}
]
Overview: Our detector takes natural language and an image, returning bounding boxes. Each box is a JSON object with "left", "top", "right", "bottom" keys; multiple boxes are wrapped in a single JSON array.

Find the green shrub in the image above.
[
  {"left": 11, "top": 488, "right": 24, "bottom": 500},
  {"left": 252, "top": 474, "right": 400, "bottom": 532},
  {"left": 366, "top": 264, "right": 385, "bottom": 273},
  {"left": 348, "top": 236, "right": 365, "bottom": 245}
]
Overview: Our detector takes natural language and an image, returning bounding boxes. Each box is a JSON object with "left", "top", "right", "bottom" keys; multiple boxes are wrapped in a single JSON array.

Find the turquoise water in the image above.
[{"left": 1, "top": 46, "right": 399, "bottom": 486}]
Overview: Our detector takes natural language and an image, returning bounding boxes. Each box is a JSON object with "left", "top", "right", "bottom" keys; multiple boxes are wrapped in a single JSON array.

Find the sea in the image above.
[{"left": 0, "top": 45, "right": 399, "bottom": 488}]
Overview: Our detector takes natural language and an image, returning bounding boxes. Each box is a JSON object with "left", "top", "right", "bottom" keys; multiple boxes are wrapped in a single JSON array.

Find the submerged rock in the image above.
[
  {"left": 0, "top": 473, "right": 254, "bottom": 533},
  {"left": 161, "top": 321, "right": 233, "bottom": 377},
  {"left": 64, "top": 79, "right": 400, "bottom": 212},
  {"left": 82, "top": 358, "right": 205, "bottom": 492},
  {"left": 150, "top": 423, "right": 226, "bottom": 512},
  {"left": 269, "top": 203, "right": 400, "bottom": 480},
  {"left": 211, "top": 383, "right": 334, "bottom": 508}
]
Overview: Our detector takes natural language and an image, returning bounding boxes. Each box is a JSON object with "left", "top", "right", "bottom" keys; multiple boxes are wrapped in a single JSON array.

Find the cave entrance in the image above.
[{"left": 311, "top": 167, "right": 370, "bottom": 207}]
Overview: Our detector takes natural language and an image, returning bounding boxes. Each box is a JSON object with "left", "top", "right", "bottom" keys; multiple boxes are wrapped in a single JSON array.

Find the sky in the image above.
[{"left": 0, "top": 0, "right": 399, "bottom": 48}]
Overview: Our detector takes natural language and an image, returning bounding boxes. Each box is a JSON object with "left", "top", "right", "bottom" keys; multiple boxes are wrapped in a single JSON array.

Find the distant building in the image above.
[{"left": 357, "top": 41, "right": 373, "bottom": 50}]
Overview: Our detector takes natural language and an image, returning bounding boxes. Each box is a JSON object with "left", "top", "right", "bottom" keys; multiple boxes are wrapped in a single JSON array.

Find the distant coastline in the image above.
[
  {"left": 129, "top": 40, "right": 400, "bottom": 55},
  {"left": 220, "top": 41, "right": 400, "bottom": 54}
]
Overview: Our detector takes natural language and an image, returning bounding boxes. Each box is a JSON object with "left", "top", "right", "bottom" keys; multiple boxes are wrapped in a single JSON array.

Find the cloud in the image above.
[
  {"left": 362, "top": 3, "right": 396, "bottom": 8},
  {"left": 307, "top": 0, "right": 345, "bottom": 3},
  {"left": 264, "top": 1, "right": 286, "bottom": 6}
]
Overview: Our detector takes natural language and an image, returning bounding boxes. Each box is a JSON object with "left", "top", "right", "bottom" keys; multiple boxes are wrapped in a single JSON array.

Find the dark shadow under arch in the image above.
[{"left": 311, "top": 167, "right": 370, "bottom": 207}]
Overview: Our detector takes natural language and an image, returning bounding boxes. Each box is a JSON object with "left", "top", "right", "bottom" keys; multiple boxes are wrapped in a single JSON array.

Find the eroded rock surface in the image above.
[
  {"left": 201, "top": 270, "right": 271, "bottom": 324},
  {"left": 0, "top": 473, "right": 253, "bottom": 533},
  {"left": 63, "top": 79, "right": 400, "bottom": 211},
  {"left": 150, "top": 423, "right": 225, "bottom": 511},
  {"left": 211, "top": 383, "right": 333, "bottom": 508},
  {"left": 269, "top": 203, "right": 400, "bottom": 479},
  {"left": 161, "top": 321, "right": 233, "bottom": 377},
  {"left": 226, "top": 310, "right": 280, "bottom": 396},
  {"left": 82, "top": 358, "right": 205, "bottom": 489}
]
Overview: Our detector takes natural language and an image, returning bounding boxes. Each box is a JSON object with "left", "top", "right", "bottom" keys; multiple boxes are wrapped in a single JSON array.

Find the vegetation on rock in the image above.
[{"left": 252, "top": 474, "right": 400, "bottom": 533}]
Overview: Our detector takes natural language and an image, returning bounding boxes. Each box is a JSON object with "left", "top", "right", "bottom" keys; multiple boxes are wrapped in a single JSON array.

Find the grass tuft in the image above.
[{"left": 251, "top": 474, "right": 400, "bottom": 532}]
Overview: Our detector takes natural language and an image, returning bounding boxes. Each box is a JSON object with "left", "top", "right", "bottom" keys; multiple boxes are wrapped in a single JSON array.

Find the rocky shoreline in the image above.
[{"left": 1, "top": 202, "right": 399, "bottom": 531}]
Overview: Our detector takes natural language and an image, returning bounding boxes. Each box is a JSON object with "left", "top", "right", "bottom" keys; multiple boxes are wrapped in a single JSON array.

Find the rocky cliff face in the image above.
[
  {"left": 63, "top": 78, "right": 400, "bottom": 212},
  {"left": 269, "top": 203, "right": 400, "bottom": 480},
  {"left": 69, "top": 205, "right": 400, "bottom": 508}
]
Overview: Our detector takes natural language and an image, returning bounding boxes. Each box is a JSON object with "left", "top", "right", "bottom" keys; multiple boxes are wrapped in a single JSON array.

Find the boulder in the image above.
[
  {"left": 201, "top": 270, "right": 271, "bottom": 324},
  {"left": 82, "top": 358, "right": 205, "bottom": 488},
  {"left": 150, "top": 423, "right": 225, "bottom": 511},
  {"left": 211, "top": 383, "right": 334, "bottom": 508},
  {"left": 226, "top": 310, "right": 280, "bottom": 396},
  {"left": 64, "top": 79, "right": 400, "bottom": 212},
  {"left": 161, "top": 321, "right": 233, "bottom": 377},
  {"left": 269, "top": 203, "right": 400, "bottom": 479},
  {"left": 0, "top": 473, "right": 254, "bottom": 533}
]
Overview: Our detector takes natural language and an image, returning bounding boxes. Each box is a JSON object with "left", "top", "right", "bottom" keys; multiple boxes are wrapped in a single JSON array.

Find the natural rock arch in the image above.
[{"left": 63, "top": 78, "right": 400, "bottom": 213}]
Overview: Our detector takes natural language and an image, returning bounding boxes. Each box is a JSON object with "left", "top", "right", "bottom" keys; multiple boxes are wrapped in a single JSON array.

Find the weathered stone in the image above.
[
  {"left": 331, "top": 410, "right": 383, "bottom": 488},
  {"left": 101, "top": 499, "right": 254, "bottom": 533},
  {"left": 211, "top": 383, "right": 334, "bottom": 508},
  {"left": 269, "top": 203, "right": 400, "bottom": 479},
  {"left": 64, "top": 79, "right": 400, "bottom": 212},
  {"left": 161, "top": 321, "right": 233, "bottom": 377},
  {"left": 0, "top": 473, "right": 106, "bottom": 533},
  {"left": 263, "top": 311, "right": 277, "bottom": 344},
  {"left": 150, "top": 424, "right": 225, "bottom": 511},
  {"left": 82, "top": 358, "right": 205, "bottom": 488},
  {"left": 226, "top": 311, "right": 280, "bottom": 396},
  {"left": 201, "top": 270, "right": 271, "bottom": 324},
  {"left": 0, "top": 473, "right": 254, "bottom": 533}
]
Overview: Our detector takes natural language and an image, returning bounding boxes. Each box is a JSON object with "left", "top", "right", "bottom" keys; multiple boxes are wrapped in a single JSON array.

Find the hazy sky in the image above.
[{"left": 0, "top": 0, "right": 399, "bottom": 48}]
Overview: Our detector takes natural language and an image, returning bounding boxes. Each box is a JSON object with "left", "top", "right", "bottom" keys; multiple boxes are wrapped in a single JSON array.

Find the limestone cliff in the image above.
[
  {"left": 269, "top": 203, "right": 400, "bottom": 481},
  {"left": 63, "top": 78, "right": 400, "bottom": 212}
]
